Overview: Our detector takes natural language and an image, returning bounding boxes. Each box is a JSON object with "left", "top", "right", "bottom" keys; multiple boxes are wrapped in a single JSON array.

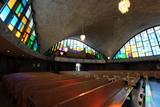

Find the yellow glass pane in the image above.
[
  {"left": 132, "top": 53, "right": 138, "bottom": 58},
  {"left": 126, "top": 51, "right": 130, "bottom": 55},
  {"left": 20, "top": 24, "right": 25, "bottom": 32},
  {"left": 131, "top": 45, "right": 136, "bottom": 49},
  {"left": 8, "top": 0, "right": 16, "bottom": 9},
  {"left": 51, "top": 47, "right": 54, "bottom": 51},
  {"left": 77, "top": 47, "right": 81, "bottom": 51},
  {"left": 54, "top": 48, "right": 56, "bottom": 51},
  {"left": 24, "top": 34, "right": 29, "bottom": 43},
  {"left": 26, "top": 27, "right": 31, "bottom": 33},
  {"left": 8, "top": 24, "right": 14, "bottom": 31},
  {"left": 126, "top": 46, "right": 131, "bottom": 51},
  {"left": 22, "top": 17, "right": 27, "bottom": 24},
  {"left": 16, "top": 31, "right": 21, "bottom": 38},
  {"left": 18, "top": 13, "right": 21, "bottom": 17}
]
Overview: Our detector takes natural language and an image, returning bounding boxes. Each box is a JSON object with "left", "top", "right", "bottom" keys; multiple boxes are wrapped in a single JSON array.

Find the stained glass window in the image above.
[
  {"left": 10, "top": 15, "right": 18, "bottom": 27},
  {"left": 114, "top": 25, "right": 160, "bottom": 59},
  {"left": 0, "top": 5, "right": 10, "bottom": 21},
  {"left": 8, "top": 24, "right": 14, "bottom": 31},
  {"left": 45, "top": 39, "right": 105, "bottom": 60},
  {"left": 7, "top": 0, "right": 16, "bottom": 9},
  {"left": 21, "top": 0, "right": 26, "bottom": 7},
  {"left": 0, "top": 0, "right": 40, "bottom": 52},
  {"left": 15, "top": 4, "right": 22, "bottom": 14}
]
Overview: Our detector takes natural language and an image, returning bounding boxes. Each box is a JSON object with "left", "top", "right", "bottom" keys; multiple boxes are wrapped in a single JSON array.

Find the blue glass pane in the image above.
[
  {"left": 33, "top": 40, "right": 38, "bottom": 48},
  {"left": 152, "top": 46, "right": 160, "bottom": 55},
  {"left": 20, "top": 7, "right": 24, "bottom": 13},
  {"left": 141, "top": 31, "right": 148, "bottom": 41},
  {"left": 33, "top": 40, "right": 39, "bottom": 51},
  {"left": 144, "top": 46, "right": 151, "bottom": 52},
  {"left": 149, "top": 33, "right": 156, "bottom": 39},
  {"left": 135, "top": 34, "right": 141, "bottom": 42},
  {"left": 18, "top": 22, "right": 22, "bottom": 30},
  {"left": 136, "top": 42, "right": 143, "bottom": 47},
  {"left": 146, "top": 52, "right": 153, "bottom": 56},
  {"left": 22, "top": 0, "right": 27, "bottom": 7},
  {"left": 10, "top": 15, "right": 18, "bottom": 27},
  {"left": 143, "top": 41, "right": 150, "bottom": 47},
  {"left": 0, "top": 5, "right": 10, "bottom": 21}
]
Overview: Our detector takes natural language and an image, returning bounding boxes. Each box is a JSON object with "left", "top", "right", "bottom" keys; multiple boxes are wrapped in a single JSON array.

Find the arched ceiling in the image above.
[{"left": 32, "top": 0, "right": 160, "bottom": 58}]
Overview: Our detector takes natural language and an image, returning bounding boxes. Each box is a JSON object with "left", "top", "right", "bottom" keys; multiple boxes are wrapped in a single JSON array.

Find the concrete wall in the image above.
[
  {"left": 0, "top": 53, "right": 159, "bottom": 75},
  {"left": 0, "top": 54, "right": 52, "bottom": 74},
  {"left": 55, "top": 61, "right": 160, "bottom": 71}
]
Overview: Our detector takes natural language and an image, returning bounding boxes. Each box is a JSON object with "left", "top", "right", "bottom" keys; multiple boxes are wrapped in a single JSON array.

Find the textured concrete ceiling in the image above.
[{"left": 32, "top": 0, "right": 160, "bottom": 57}]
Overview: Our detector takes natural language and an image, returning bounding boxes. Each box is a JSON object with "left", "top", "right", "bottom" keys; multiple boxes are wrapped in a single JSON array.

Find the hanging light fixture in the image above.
[
  {"left": 80, "top": 23, "right": 86, "bottom": 41},
  {"left": 118, "top": 0, "right": 131, "bottom": 14},
  {"left": 80, "top": 34, "right": 86, "bottom": 41}
]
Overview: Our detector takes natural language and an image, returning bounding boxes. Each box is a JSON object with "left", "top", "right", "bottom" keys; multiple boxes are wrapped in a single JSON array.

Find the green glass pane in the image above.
[
  {"left": 95, "top": 53, "right": 104, "bottom": 60},
  {"left": 15, "top": 4, "right": 22, "bottom": 14},
  {"left": 121, "top": 53, "right": 127, "bottom": 59},
  {"left": 29, "top": 35, "right": 35, "bottom": 41},
  {"left": 33, "top": 47, "right": 37, "bottom": 51},
  {"left": 27, "top": 40, "right": 33, "bottom": 48}
]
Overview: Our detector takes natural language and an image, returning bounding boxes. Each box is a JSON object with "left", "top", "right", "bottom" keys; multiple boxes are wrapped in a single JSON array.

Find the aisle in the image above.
[
  {"left": 145, "top": 81, "right": 154, "bottom": 107},
  {"left": 149, "top": 81, "right": 160, "bottom": 107}
]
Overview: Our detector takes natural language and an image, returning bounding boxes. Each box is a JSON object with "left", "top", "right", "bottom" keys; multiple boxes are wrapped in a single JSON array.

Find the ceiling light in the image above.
[
  {"left": 80, "top": 22, "right": 86, "bottom": 41},
  {"left": 108, "top": 57, "right": 111, "bottom": 60},
  {"left": 80, "top": 34, "right": 86, "bottom": 41},
  {"left": 118, "top": 0, "right": 131, "bottom": 14}
]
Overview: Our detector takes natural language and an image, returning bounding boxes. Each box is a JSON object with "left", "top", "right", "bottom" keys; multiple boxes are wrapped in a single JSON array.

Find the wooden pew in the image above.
[
  {"left": 154, "top": 71, "right": 160, "bottom": 80},
  {"left": 3, "top": 72, "right": 59, "bottom": 91},
  {"left": 103, "top": 87, "right": 133, "bottom": 107},
  {"left": 27, "top": 78, "right": 112, "bottom": 107},
  {"left": 12, "top": 76, "right": 88, "bottom": 96},
  {"left": 52, "top": 80, "right": 125, "bottom": 107},
  {"left": 17, "top": 77, "right": 91, "bottom": 107},
  {"left": 3, "top": 72, "right": 86, "bottom": 96},
  {"left": 3, "top": 72, "right": 94, "bottom": 107}
]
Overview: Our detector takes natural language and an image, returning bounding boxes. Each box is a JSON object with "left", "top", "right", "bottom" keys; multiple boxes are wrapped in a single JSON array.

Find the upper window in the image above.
[
  {"left": 0, "top": 0, "right": 40, "bottom": 52},
  {"left": 114, "top": 26, "right": 160, "bottom": 59},
  {"left": 45, "top": 39, "right": 105, "bottom": 60}
]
